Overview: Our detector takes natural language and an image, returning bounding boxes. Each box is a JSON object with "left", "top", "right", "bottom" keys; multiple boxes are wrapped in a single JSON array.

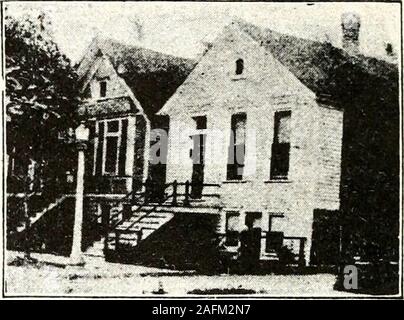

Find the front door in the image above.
[
  {"left": 190, "top": 134, "right": 205, "bottom": 199},
  {"left": 147, "top": 163, "right": 166, "bottom": 203}
]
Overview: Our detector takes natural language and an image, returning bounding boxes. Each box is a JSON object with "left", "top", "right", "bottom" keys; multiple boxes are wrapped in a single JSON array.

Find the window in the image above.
[
  {"left": 190, "top": 116, "right": 206, "bottom": 164},
  {"left": 270, "top": 111, "right": 291, "bottom": 180},
  {"left": 227, "top": 113, "right": 246, "bottom": 180},
  {"left": 245, "top": 212, "right": 262, "bottom": 229},
  {"left": 235, "top": 59, "right": 244, "bottom": 75},
  {"left": 105, "top": 135, "right": 119, "bottom": 173},
  {"left": 94, "top": 119, "right": 128, "bottom": 176},
  {"left": 99, "top": 80, "right": 107, "bottom": 98},
  {"left": 192, "top": 116, "right": 207, "bottom": 130},
  {"left": 104, "top": 120, "right": 120, "bottom": 174},
  {"left": 225, "top": 211, "right": 240, "bottom": 246}
]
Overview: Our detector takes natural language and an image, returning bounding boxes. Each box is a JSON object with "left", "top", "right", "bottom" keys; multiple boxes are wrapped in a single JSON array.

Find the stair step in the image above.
[
  {"left": 136, "top": 221, "right": 162, "bottom": 226},
  {"left": 156, "top": 207, "right": 219, "bottom": 214},
  {"left": 136, "top": 206, "right": 219, "bottom": 214},
  {"left": 140, "top": 214, "right": 173, "bottom": 219},
  {"left": 118, "top": 225, "right": 159, "bottom": 232}
]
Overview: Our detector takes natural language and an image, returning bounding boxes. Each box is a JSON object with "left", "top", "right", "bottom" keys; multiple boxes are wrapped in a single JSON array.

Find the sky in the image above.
[{"left": 5, "top": 1, "right": 401, "bottom": 63}]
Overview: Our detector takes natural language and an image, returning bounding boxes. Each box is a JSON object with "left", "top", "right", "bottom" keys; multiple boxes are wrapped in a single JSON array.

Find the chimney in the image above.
[
  {"left": 384, "top": 42, "right": 397, "bottom": 63},
  {"left": 341, "top": 12, "right": 361, "bottom": 55}
]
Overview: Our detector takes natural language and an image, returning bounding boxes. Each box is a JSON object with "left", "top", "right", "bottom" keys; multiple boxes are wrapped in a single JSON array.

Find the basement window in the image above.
[{"left": 225, "top": 211, "right": 240, "bottom": 246}]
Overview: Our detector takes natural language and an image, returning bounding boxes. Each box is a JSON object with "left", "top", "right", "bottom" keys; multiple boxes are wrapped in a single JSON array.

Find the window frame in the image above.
[
  {"left": 97, "top": 118, "right": 123, "bottom": 176},
  {"left": 227, "top": 112, "right": 247, "bottom": 181},
  {"left": 99, "top": 80, "right": 107, "bottom": 98},
  {"left": 270, "top": 110, "right": 291, "bottom": 181},
  {"left": 225, "top": 210, "right": 240, "bottom": 246}
]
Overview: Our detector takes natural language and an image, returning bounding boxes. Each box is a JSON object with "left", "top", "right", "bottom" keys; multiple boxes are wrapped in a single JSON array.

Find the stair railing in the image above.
[
  {"left": 176, "top": 181, "right": 221, "bottom": 206},
  {"left": 7, "top": 181, "right": 70, "bottom": 235},
  {"left": 110, "top": 180, "right": 221, "bottom": 251},
  {"left": 104, "top": 185, "right": 147, "bottom": 228},
  {"left": 7, "top": 199, "right": 26, "bottom": 234},
  {"left": 105, "top": 181, "right": 177, "bottom": 248},
  {"left": 262, "top": 230, "right": 307, "bottom": 268},
  {"left": 112, "top": 181, "right": 177, "bottom": 251}
]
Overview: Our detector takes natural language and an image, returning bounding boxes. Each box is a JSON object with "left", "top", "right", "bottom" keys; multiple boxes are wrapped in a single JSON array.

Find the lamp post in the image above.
[{"left": 70, "top": 121, "right": 89, "bottom": 265}]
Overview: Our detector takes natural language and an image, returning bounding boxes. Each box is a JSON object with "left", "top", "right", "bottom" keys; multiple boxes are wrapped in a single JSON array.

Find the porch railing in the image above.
[
  {"left": 109, "top": 181, "right": 176, "bottom": 251},
  {"left": 219, "top": 230, "right": 307, "bottom": 267},
  {"left": 84, "top": 175, "right": 134, "bottom": 194},
  {"left": 105, "top": 179, "right": 221, "bottom": 252}
]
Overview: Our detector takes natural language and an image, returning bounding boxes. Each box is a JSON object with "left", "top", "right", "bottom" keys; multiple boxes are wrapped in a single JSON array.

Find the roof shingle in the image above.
[
  {"left": 79, "top": 38, "right": 196, "bottom": 118},
  {"left": 234, "top": 19, "right": 398, "bottom": 97}
]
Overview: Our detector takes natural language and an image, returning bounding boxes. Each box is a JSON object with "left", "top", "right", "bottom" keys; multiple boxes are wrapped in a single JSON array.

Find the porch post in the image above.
[
  {"left": 298, "top": 238, "right": 307, "bottom": 269},
  {"left": 172, "top": 180, "right": 178, "bottom": 205},
  {"left": 184, "top": 180, "right": 190, "bottom": 206}
]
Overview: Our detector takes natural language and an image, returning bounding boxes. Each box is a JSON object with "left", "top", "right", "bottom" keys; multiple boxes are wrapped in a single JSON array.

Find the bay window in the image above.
[{"left": 94, "top": 118, "right": 128, "bottom": 176}]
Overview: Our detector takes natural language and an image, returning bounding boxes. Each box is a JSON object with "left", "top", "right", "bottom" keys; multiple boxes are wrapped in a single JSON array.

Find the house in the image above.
[
  {"left": 157, "top": 19, "right": 398, "bottom": 267},
  {"left": 159, "top": 21, "right": 345, "bottom": 266},
  {"left": 18, "top": 17, "right": 397, "bottom": 271},
  {"left": 76, "top": 37, "right": 196, "bottom": 195}
]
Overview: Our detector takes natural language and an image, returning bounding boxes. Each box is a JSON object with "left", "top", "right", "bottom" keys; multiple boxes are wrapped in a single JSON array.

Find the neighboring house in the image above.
[
  {"left": 76, "top": 37, "right": 195, "bottom": 194},
  {"left": 159, "top": 21, "right": 344, "bottom": 265},
  {"left": 158, "top": 19, "right": 399, "bottom": 266}
]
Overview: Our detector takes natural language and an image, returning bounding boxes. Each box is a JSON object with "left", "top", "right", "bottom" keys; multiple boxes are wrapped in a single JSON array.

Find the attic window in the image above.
[
  {"left": 99, "top": 80, "right": 107, "bottom": 98},
  {"left": 235, "top": 59, "right": 244, "bottom": 75}
]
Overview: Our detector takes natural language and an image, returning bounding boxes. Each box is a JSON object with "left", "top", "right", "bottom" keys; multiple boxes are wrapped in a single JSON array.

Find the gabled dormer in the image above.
[{"left": 82, "top": 54, "right": 131, "bottom": 102}]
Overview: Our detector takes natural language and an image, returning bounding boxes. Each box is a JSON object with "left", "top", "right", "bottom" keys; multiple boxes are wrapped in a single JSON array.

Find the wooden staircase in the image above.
[
  {"left": 7, "top": 193, "right": 70, "bottom": 236},
  {"left": 95, "top": 181, "right": 222, "bottom": 256},
  {"left": 111, "top": 209, "right": 175, "bottom": 250}
]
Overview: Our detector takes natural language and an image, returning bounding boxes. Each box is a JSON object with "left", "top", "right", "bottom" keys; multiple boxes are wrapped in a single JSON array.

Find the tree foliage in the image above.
[{"left": 5, "top": 12, "right": 79, "bottom": 187}]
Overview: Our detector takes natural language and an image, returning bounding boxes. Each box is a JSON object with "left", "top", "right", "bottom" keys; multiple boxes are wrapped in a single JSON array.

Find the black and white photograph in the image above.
[{"left": 1, "top": 1, "right": 402, "bottom": 300}]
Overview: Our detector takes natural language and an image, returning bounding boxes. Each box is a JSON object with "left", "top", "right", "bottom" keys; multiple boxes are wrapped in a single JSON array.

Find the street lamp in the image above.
[{"left": 70, "top": 121, "right": 90, "bottom": 265}]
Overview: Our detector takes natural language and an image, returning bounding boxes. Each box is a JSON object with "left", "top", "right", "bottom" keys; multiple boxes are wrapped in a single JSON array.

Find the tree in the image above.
[
  {"left": 6, "top": 12, "right": 79, "bottom": 193},
  {"left": 6, "top": 12, "right": 79, "bottom": 260}
]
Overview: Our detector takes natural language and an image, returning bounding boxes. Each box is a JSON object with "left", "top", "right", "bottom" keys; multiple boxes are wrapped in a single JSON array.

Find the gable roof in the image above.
[
  {"left": 233, "top": 19, "right": 398, "bottom": 99},
  {"left": 78, "top": 38, "right": 197, "bottom": 118}
]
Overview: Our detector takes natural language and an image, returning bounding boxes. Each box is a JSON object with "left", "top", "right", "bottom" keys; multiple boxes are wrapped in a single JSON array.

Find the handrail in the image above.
[
  {"left": 261, "top": 231, "right": 307, "bottom": 266},
  {"left": 109, "top": 179, "right": 222, "bottom": 251},
  {"left": 103, "top": 180, "right": 172, "bottom": 233},
  {"left": 112, "top": 182, "right": 175, "bottom": 249},
  {"left": 114, "top": 182, "right": 174, "bottom": 231},
  {"left": 10, "top": 194, "right": 69, "bottom": 234},
  {"left": 122, "top": 193, "right": 174, "bottom": 232},
  {"left": 7, "top": 192, "right": 42, "bottom": 198},
  {"left": 26, "top": 195, "right": 68, "bottom": 227}
]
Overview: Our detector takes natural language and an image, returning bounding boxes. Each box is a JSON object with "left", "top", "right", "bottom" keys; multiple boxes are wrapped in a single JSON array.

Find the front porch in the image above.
[{"left": 82, "top": 178, "right": 308, "bottom": 272}]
